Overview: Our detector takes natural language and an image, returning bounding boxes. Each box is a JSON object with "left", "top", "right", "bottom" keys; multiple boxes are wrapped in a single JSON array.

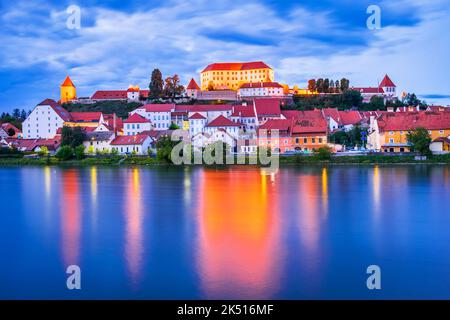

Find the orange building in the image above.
[
  {"left": 60, "top": 76, "right": 77, "bottom": 103},
  {"left": 368, "top": 111, "right": 450, "bottom": 152},
  {"left": 200, "top": 61, "right": 274, "bottom": 91}
]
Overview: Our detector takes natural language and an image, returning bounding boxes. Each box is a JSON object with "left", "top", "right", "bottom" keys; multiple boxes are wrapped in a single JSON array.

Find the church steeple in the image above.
[{"left": 60, "top": 76, "right": 77, "bottom": 103}]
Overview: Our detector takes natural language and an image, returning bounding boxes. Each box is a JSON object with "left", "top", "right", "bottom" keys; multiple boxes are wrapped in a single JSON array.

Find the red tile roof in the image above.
[
  {"left": 91, "top": 90, "right": 149, "bottom": 100},
  {"left": 259, "top": 119, "right": 292, "bottom": 131},
  {"left": 124, "top": 113, "right": 150, "bottom": 123},
  {"left": 103, "top": 114, "right": 124, "bottom": 131},
  {"left": 352, "top": 87, "right": 385, "bottom": 94},
  {"left": 140, "top": 104, "right": 175, "bottom": 112},
  {"left": 339, "top": 110, "right": 362, "bottom": 125},
  {"left": 378, "top": 111, "right": 450, "bottom": 132},
  {"left": 202, "top": 61, "right": 272, "bottom": 73},
  {"left": 231, "top": 105, "right": 256, "bottom": 118},
  {"left": 6, "top": 137, "right": 61, "bottom": 151},
  {"left": 254, "top": 99, "right": 281, "bottom": 117},
  {"left": 239, "top": 82, "right": 283, "bottom": 89},
  {"left": 61, "top": 76, "right": 75, "bottom": 87},
  {"left": 206, "top": 115, "right": 240, "bottom": 127},
  {"left": 175, "top": 104, "right": 233, "bottom": 112},
  {"left": 69, "top": 112, "right": 103, "bottom": 122},
  {"left": 110, "top": 134, "right": 149, "bottom": 145},
  {"left": 379, "top": 75, "right": 396, "bottom": 87},
  {"left": 322, "top": 108, "right": 341, "bottom": 122},
  {"left": 292, "top": 118, "right": 328, "bottom": 134},
  {"left": 187, "top": 78, "right": 200, "bottom": 90},
  {"left": 188, "top": 112, "right": 206, "bottom": 120},
  {"left": 1, "top": 123, "right": 21, "bottom": 134}
]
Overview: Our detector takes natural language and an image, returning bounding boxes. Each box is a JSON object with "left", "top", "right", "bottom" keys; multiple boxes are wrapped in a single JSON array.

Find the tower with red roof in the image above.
[
  {"left": 186, "top": 78, "right": 200, "bottom": 99},
  {"left": 379, "top": 74, "right": 396, "bottom": 98},
  {"left": 60, "top": 76, "right": 77, "bottom": 103}
]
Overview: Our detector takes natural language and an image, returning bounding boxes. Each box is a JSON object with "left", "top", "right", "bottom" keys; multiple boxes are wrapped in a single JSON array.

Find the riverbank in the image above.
[{"left": 1, "top": 153, "right": 450, "bottom": 166}]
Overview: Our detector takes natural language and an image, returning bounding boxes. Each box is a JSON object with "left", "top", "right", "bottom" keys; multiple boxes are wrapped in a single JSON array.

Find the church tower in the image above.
[{"left": 60, "top": 76, "right": 77, "bottom": 103}]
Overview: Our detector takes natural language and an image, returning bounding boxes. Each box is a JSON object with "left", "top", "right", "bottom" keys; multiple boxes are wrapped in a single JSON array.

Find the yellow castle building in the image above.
[
  {"left": 60, "top": 76, "right": 77, "bottom": 103},
  {"left": 200, "top": 61, "right": 274, "bottom": 91}
]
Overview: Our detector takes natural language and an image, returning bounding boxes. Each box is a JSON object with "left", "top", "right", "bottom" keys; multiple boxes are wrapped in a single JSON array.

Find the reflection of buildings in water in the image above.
[
  {"left": 61, "top": 169, "right": 81, "bottom": 266},
  {"left": 196, "top": 169, "right": 281, "bottom": 299},
  {"left": 124, "top": 168, "right": 144, "bottom": 287}
]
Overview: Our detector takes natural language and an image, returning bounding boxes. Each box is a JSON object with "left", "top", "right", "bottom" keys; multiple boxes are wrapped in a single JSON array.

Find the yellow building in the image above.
[
  {"left": 200, "top": 61, "right": 274, "bottom": 91},
  {"left": 60, "top": 76, "right": 77, "bottom": 103},
  {"left": 368, "top": 111, "right": 450, "bottom": 152}
]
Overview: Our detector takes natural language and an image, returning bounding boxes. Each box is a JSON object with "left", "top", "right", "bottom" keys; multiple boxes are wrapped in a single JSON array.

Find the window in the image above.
[
  {"left": 389, "top": 131, "right": 394, "bottom": 135},
  {"left": 389, "top": 138, "right": 394, "bottom": 143},
  {"left": 303, "top": 138, "right": 307, "bottom": 144}
]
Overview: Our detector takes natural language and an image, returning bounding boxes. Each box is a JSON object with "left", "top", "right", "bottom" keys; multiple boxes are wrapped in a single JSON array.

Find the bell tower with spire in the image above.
[{"left": 60, "top": 76, "right": 77, "bottom": 103}]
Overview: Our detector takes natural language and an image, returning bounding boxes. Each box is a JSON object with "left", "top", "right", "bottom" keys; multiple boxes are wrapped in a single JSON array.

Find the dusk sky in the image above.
[{"left": 1, "top": 0, "right": 449, "bottom": 113}]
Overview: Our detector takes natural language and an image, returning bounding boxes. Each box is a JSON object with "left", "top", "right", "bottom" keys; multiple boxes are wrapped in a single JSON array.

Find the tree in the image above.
[
  {"left": 335, "top": 80, "right": 340, "bottom": 93},
  {"left": 323, "top": 78, "right": 330, "bottom": 93},
  {"left": 55, "top": 146, "right": 74, "bottom": 161},
  {"left": 156, "top": 135, "right": 179, "bottom": 162},
  {"left": 164, "top": 74, "right": 185, "bottom": 101},
  {"left": 342, "top": 90, "right": 363, "bottom": 108},
  {"left": 149, "top": 69, "right": 164, "bottom": 100},
  {"left": 314, "top": 146, "right": 333, "bottom": 160},
  {"left": 12, "top": 108, "right": 20, "bottom": 119},
  {"left": 61, "top": 126, "right": 85, "bottom": 148},
  {"left": 316, "top": 78, "right": 324, "bottom": 93},
  {"left": 38, "top": 146, "right": 49, "bottom": 156},
  {"left": 20, "top": 109, "right": 27, "bottom": 120},
  {"left": 169, "top": 122, "right": 180, "bottom": 130},
  {"left": 368, "top": 95, "right": 385, "bottom": 110},
  {"left": 407, "top": 127, "right": 432, "bottom": 156},
  {"left": 307, "top": 79, "right": 316, "bottom": 92},
  {"left": 404, "top": 93, "right": 420, "bottom": 107},
  {"left": 340, "top": 78, "right": 350, "bottom": 92}
]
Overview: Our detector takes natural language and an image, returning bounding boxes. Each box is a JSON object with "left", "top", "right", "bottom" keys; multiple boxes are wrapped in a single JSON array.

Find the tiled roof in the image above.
[
  {"left": 254, "top": 98, "right": 281, "bottom": 116},
  {"left": 110, "top": 134, "right": 149, "bottom": 145},
  {"left": 6, "top": 138, "right": 61, "bottom": 151},
  {"left": 124, "top": 113, "right": 150, "bottom": 123},
  {"left": 206, "top": 115, "right": 240, "bottom": 127},
  {"left": 69, "top": 112, "right": 103, "bottom": 122},
  {"left": 379, "top": 75, "right": 396, "bottom": 87},
  {"left": 61, "top": 76, "right": 75, "bottom": 87},
  {"left": 292, "top": 118, "right": 328, "bottom": 134},
  {"left": 91, "top": 90, "right": 149, "bottom": 100},
  {"left": 352, "top": 87, "right": 385, "bottom": 94},
  {"left": 139, "top": 104, "right": 175, "bottom": 112},
  {"left": 231, "top": 105, "right": 256, "bottom": 117},
  {"left": 1, "top": 123, "right": 21, "bottom": 133},
  {"left": 239, "top": 82, "right": 283, "bottom": 89},
  {"left": 201, "top": 61, "right": 272, "bottom": 73},
  {"left": 378, "top": 111, "right": 450, "bottom": 131},
  {"left": 188, "top": 113, "right": 206, "bottom": 120},
  {"left": 85, "top": 131, "right": 114, "bottom": 141},
  {"left": 339, "top": 110, "right": 362, "bottom": 125},
  {"left": 187, "top": 78, "right": 200, "bottom": 90}
]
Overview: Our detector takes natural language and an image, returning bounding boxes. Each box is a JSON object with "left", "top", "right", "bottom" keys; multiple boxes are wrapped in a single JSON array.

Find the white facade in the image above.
[
  {"left": 22, "top": 102, "right": 66, "bottom": 139},
  {"left": 111, "top": 138, "right": 152, "bottom": 155},
  {"left": 238, "top": 86, "right": 284, "bottom": 98},
  {"left": 83, "top": 133, "right": 115, "bottom": 154},
  {"left": 189, "top": 117, "right": 207, "bottom": 138},
  {"left": 124, "top": 122, "right": 152, "bottom": 136},
  {"left": 132, "top": 109, "right": 172, "bottom": 131}
]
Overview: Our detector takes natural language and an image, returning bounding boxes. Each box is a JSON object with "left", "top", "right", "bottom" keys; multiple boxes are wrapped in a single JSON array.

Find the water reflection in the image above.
[
  {"left": 372, "top": 165, "right": 381, "bottom": 215},
  {"left": 197, "top": 168, "right": 280, "bottom": 299},
  {"left": 124, "top": 168, "right": 144, "bottom": 287},
  {"left": 60, "top": 169, "right": 81, "bottom": 266}
]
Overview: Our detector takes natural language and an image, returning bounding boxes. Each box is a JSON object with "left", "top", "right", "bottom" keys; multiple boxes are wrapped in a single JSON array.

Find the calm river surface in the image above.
[{"left": 1, "top": 165, "right": 449, "bottom": 299}]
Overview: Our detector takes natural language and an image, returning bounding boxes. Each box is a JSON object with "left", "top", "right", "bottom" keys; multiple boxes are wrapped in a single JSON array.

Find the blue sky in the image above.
[{"left": 1, "top": 0, "right": 449, "bottom": 113}]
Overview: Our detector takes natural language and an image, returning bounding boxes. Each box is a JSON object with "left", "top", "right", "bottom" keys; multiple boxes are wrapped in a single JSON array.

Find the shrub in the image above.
[
  {"left": 314, "top": 146, "right": 333, "bottom": 161},
  {"left": 55, "top": 146, "right": 74, "bottom": 161},
  {"left": 74, "top": 145, "right": 85, "bottom": 160}
]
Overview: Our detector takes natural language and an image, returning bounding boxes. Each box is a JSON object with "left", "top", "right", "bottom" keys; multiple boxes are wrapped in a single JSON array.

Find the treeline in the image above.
[{"left": 308, "top": 78, "right": 350, "bottom": 94}]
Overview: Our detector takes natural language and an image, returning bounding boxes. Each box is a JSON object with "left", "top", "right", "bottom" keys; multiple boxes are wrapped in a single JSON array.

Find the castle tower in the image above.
[{"left": 60, "top": 76, "right": 77, "bottom": 103}]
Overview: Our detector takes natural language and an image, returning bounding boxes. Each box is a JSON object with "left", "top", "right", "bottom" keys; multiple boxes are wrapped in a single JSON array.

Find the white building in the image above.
[
  {"left": 230, "top": 105, "right": 258, "bottom": 134},
  {"left": 352, "top": 74, "right": 397, "bottom": 103},
  {"left": 238, "top": 82, "right": 285, "bottom": 98},
  {"left": 188, "top": 113, "right": 207, "bottom": 138},
  {"left": 110, "top": 134, "right": 152, "bottom": 155},
  {"left": 123, "top": 113, "right": 152, "bottom": 136},
  {"left": 131, "top": 104, "right": 175, "bottom": 130},
  {"left": 22, "top": 99, "right": 71, "bottom": 139},
  {"left": 83, "top": 131, "right": 115, "bottom": 154}
]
